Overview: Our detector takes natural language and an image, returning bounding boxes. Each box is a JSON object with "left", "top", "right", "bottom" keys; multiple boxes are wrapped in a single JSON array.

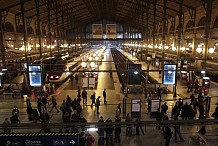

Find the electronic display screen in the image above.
[
  {"left": 163, "top": 64, "right": 176, "bottom": 85},
  {"left": 28, "top": 65, "right": 42, "bottom": 86}
]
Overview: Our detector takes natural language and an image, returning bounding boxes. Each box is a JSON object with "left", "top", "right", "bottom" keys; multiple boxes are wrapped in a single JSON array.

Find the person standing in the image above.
[
  {"left": 161, "top": 102, "right": 168, "bottom": 114},
  {"left": 37, "top": 98, "right": 43, "bottom": 116},
  {"left": 75, "top": 74, "right": 79, "bottom": 83},
  {"left": 103, "top": 89, "right": 107, "bottom": 104},
  {"left": 3, "top": 118, "right": 10, "bottom": 133},
  {"left": 49, "top": 96, "right": 59, "bottom": 113},
  {"left": 155, "top": 108, "right": 162, "bottom": 130},
  {"left": 114, "top": 117, "right": 121, "bottom": 143},
  {"left": 164, "top": 126, "right": 173, "bottom": 146},
  {"left": 82, "top": 89, "right": 87, "bottom": 105},
  {"left": 125, "top": 113, "right": 132, "bottom": 137},
  {"left": 96, "top": 96, "right": 101, "bottom": 114},
  {"left": 77, "top": 86, "right": 81, "bottom": 99},
  {"left": 105, "top": 118, "right": 114, "bottom": 146},
  {"left": 97, "top": 116, "right": 104, "bottom": 145},
  {"left": 91, "top": 92, "right": 96, "bottom": 108}
]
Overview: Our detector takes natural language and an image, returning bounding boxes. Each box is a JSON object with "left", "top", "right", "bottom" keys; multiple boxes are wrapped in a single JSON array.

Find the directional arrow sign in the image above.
[{"left": 69, "top": 140, "right": 75, "bottom": 145}]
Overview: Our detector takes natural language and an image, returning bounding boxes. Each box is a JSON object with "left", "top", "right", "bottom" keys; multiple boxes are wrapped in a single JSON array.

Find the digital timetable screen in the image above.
[
  {"left": 163, "top": 64, "right": 176, "bottom": 85},
  {"left": 28, "top": 65, "right": 42, "bottom": 86}
]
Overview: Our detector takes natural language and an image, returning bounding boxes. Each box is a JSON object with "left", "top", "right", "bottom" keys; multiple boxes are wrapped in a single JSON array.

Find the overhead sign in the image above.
[
  {"left": 92, "top": 24, "right": 103, "bottom": 38},
  {"left": 1, "top": 133, "right": 79, "bottom": 146},
  {"left": 163, "top": 64, "right": 176, "bottom": 85},
  {"left": 28, "top": 65, "right": 42, "bottom": 86},
  {"left": 106, "top": 24, "right": 116, "bottom": 38}
]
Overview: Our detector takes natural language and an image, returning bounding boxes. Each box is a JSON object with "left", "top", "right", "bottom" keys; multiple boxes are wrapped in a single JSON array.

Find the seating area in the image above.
[{"left": 1, "top": 84, "right": 22, "bottom": 99}]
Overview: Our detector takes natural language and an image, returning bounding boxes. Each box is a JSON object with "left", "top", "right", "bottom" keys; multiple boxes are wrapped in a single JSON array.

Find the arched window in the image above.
[
  {"left": 3, "top": 22, "right": 15, "bottom": 33},
  {"left": 176, "top": 23, "right": 183, "bottom": 33},
  {"left": 213, "top": 16, "right": 218, "bottom": 28},
  {"left": 197, "top": 16, "right": 206, "bottom": 31},
  {"left": 159, "top": 27, "right": 162, "bottom": 34},
  {"left": 27, "top": 27, "right": 34, "bottom": 35},
  {"left": 169, "top": 25, "right": 174, "bottom": 34},
  {"left": 185, "top": 20, "right": 194, "bottom": 32},
  {"left": 42, "top": 30, "right": 46, "bottom": 37},
  {"left": 36, "top": 28, "right": 41, "bottom": 36},
  {"left": 16, "top": 24, "right": 25, "bottom": 33}
]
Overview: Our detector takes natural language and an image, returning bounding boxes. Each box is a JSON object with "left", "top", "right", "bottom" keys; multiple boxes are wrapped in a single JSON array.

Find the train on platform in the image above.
[
  {"left": 48, "top": 50, "right": 96, "bottom": 84},
  {"left": 48, "top": 56, "right": 82, "bottom": 84}
]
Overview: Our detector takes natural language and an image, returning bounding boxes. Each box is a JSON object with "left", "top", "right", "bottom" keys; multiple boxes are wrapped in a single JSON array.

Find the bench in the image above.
[
  {"left": 2, "top": 84, "right": 22, "bottom": 99},
  {"left": 3, "top": 92, "right": 22, "bottom": 99}
]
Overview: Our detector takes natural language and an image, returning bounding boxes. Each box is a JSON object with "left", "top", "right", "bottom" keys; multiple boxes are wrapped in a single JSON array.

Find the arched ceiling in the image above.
[{"left": 0, "top": 0, "right": 203, "bottom": 31}]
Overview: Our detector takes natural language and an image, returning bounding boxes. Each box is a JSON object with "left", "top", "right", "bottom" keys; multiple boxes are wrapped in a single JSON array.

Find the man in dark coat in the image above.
[{"left": 103, "top": 89, "right": 107, "bottom": 104}]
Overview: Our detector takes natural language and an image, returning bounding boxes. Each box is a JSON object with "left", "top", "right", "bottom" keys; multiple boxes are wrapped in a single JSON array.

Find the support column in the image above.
[
  {"left": 152, "top": 0, "right": 157, "bottom": 52},
  {"left": 177, "top": 0, "right": 184, "bottom": 59},
  {"left": 47, "top": 0, "right": 52, "bottom": 56},
  {"left": 203, "top": 0, "right": 213, "bottom": 69},
  {"left": 55, "top": 0, "right": 60, "bottom": 53},
  {"left": 0, "top": 10, "right": 6, "bottom": 65},
  {"left": 162, "top": 0, "right": 167, "bottom": 65},
  {"left": 20, "top": 0, "right": 28, "bottom": 62}
]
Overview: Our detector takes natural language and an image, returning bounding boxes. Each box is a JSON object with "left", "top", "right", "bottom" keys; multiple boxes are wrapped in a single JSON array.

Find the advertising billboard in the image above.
[
  {"left": 163, "top": 64, "right": 176, "bottom": 85},
  {"left": 28, "top": 65, "right": 42, "bottom": 86},
  {"left": 106, "top": 24, "right": 116, "bottom": 38},
  {"left": 92, "top": 24, "right": 103, "bottom": 38}
]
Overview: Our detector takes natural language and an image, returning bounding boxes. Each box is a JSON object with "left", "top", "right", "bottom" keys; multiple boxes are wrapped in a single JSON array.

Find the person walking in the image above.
[
  {"left": 82, "top": 88, "right": 87, "bottom": 105},
  {"left": 164, "top": 126, "right": 173, "bottom": 146},
  {"left": 90, "top": 92, "right": 96, "bottom": 108},
  {"left": 49, "top": 96, "right": 59, "bottom": 113},
  {"left": 173, "top": 125, "right": 184, "bottom": 142},
  {"left": 96, "top": 96, "right": 101, "bottom": 114},
  {"left": 97, "top": 116, "right": 104, "bottom": 145},
  {"left": 103, "top": 89, "right": 107, "bottom": 104}
]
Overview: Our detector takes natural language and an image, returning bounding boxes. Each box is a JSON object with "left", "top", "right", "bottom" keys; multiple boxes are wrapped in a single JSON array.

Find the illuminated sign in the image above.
[
  {"left": 163, "top": 64, "right": 176, "bottom": 85},
  {"left": 28, "top": 65, "right": 42, "bottom": 86},
  {"left": 106, "top": 24, "right": 116, "bottom": 38},
  {"left": 92, "top": 24, "right": 103, "bottom": 38}
]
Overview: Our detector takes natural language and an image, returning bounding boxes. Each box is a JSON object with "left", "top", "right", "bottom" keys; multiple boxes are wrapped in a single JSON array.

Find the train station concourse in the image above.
[{"left": 1, "top": 0, "right": 218, "bottom": 146}]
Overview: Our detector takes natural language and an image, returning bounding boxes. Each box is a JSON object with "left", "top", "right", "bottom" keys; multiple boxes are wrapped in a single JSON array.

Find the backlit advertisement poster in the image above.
[
  {"left": 163, "top": 64, "right": 176, "bottom": 85},
  {"left": 131, "top": 99, "right": 141, "bottom": 118},
  {"left": 151, "top": 99, "right": 160, "bottom": 112},
  {"left": 106, "top": 24, "right": 116, "bottom": 38},
  {"left": 92, "top": 24, "right": 103, "bottom": 38},
  {"left": 131, "top": 99, "right": 141, "bottom": 112},
  {"left": 28, "top": 65, "right": 42, "bottom": 86}
]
